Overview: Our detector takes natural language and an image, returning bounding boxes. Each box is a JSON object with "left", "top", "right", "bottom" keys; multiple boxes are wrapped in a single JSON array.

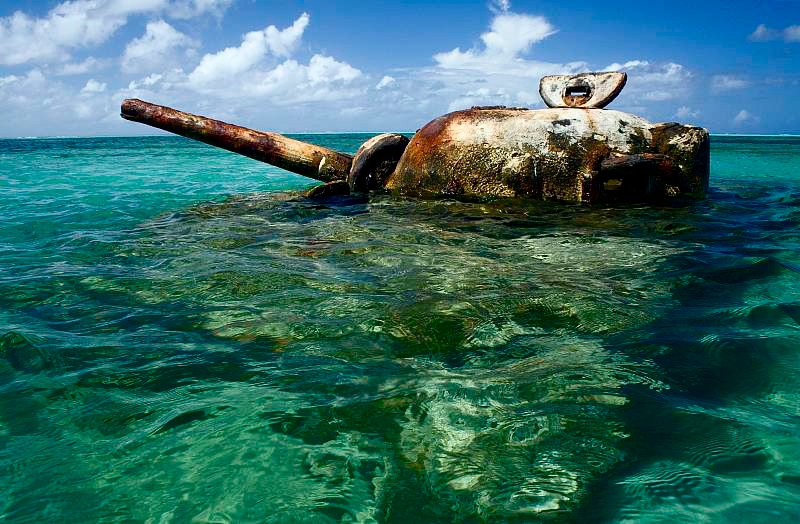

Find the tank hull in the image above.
[{"left": 387, "top": 107, "right": 709, "bottom": 203}]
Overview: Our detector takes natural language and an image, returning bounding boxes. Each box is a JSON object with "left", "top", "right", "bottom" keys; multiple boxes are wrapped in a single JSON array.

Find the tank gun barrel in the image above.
[{"left": 120, "top": 99, "right": 353, "bottom": 183}]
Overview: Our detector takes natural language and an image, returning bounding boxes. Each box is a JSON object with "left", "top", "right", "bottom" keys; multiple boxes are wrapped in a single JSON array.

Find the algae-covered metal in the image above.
[{"left": 121, "top": 71, "right": 709, "bottom": 204}]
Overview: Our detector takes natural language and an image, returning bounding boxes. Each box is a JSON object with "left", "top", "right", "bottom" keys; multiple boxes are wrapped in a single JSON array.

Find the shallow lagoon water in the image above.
[{"left": 1, "top": 134, "right": 799, "bottom": 522}]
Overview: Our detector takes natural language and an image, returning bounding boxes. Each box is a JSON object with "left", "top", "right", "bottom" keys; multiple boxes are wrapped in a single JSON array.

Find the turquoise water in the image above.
[{"left": 1, "top": 134, "right": 799, "bottom": 522}]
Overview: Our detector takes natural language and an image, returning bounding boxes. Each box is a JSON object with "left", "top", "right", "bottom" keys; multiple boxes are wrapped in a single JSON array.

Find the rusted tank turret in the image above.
[{"left": 121, "top": 72, "right": 709, "bottom": 204}]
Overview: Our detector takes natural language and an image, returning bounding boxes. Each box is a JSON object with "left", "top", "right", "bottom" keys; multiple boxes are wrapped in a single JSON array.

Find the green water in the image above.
[{"left": 1, "top": 134, "right": 799, "bottom": 522}]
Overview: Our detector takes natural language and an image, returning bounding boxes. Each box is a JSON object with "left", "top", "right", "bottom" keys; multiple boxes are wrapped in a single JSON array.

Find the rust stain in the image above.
[
  {"left": 122, "top": 90, "right": 708, "bottom": 205},
  {"left": 121, "top": 99, "right": 352, "bottom": 182}
]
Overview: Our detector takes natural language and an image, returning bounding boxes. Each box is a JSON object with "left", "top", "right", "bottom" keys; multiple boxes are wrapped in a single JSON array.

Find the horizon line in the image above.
[
  {"left": 4, "top": 132, "right": 800, "bottom": 140},
  {"left": 2, "top": 131, "right": 419, "bottom": 140}
]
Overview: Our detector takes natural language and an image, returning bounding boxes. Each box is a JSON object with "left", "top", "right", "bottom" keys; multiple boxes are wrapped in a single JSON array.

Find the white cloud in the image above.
[
  {"left": 0, "top": 7, "right": 720, "bottom": 136},
  {"left": 376, "top": 76, "right": 395, "bottom": 90},
  {"left": 0, "top": 69, "right": 50, "bottom": 99},
  {"left": 188, "top": 29, "right": 269, "bottom": 86},
  {"left": 117, "top": 68, "right": 187, "bottom": 105},
  {"left": 0, "top": 75, "right": 19, "bottom": 89},
  {"left": 395, "top": 13, "right": 693, "bottom": 118},
  {"left": 56, "top": 57, "right": 107, "bottom": 76},
  {"left": 305, "top": 55, "right": 361, "bottom": 84},
  {"left": 127, "top": 73, "right": 164, "bottom": 90},
  {"left": 749, "top": 24, "right": 780, "bottom": 41},
  {"left": 188, "top": 13, "right": 310, "bottom": 87},
  {"left": 264, "top": 12, "right": 310, "bottom": 57},
  {"left": 711, "top": 74, "right": 749, "bottom": 93},
  {"left": 115, "top": 13, "right": 364, "bottom": 115},
  {"left": 121, "top": 20, "right": 198, "bottom": 74},
  {"left": 0, "top": 68, "right": 117, "bottom": 134},
  {"left": 0, "top": 0, "right": 164, "bottom": 65},
  {"left": 605, "top": 60, "right": 647, "bottom": 70},
  {"left": 244, "top": 55, "right": 363, "bottom": 103},
  {"left": 167, "top": 0, "right": 232, "bottom": 20},
  {"left": 0, "top": 0, "right": 231, "bottom": 66},
  {"left": 675, "top": 106, "right": 699, "bottom": 119},
  {"left": 490, "top": 0, "right": 512, "bottom": 13},
  {"left": 447, "top": 87, "right": 509, "bottom": 111},
  {"left": 81, "top": 79, "right": 107, "bottom": 93},
  {"left": 409, "top": 11, "right": 586, "bottom": 114},
  {"left": 433, "top": 13, "right": 557, "bottom": 74},
  {"left": 642, "top": 91, "right": 675, "bottom": 102},
  {"left": 0, "top": 69, "right": 78, "bottom": 133},
  {"left": 605, "top": 60, "right": 692, "bottom": 104},
  {"left": 749, "top": 23, "right": 800, "bottom": 42},
  {"left": 733, "top": 109, "right": 757, "bottom": 126}
]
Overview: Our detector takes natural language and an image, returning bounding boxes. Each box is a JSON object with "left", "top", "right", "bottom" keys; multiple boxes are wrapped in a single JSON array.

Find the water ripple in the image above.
[{"left": 2, "top": 135, "right": 800, "bottom": 522}]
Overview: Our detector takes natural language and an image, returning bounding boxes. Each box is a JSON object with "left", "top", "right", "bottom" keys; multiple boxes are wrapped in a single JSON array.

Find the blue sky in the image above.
[{"left": 0, "top": 0, "right": 798, "bottom": 137}]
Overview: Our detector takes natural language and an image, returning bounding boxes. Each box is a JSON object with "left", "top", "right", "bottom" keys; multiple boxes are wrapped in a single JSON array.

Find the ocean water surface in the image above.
[{"left": 1, "top": 134, "right": 799, "bottom": 522}]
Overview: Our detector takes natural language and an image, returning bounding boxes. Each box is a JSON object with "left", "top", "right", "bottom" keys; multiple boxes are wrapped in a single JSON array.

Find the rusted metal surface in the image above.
[
  {"left": 600, "top": 152, "right": 672, "bottom": 173},
  {"left": 120, "top": 71, "right": 709, "bottom": 205},
  {"left": 386, "top": 106, "right": 709, "bottom": 203},
  {"left": 650, "top": 122, "right": 710, "bottom": 195},
  {"left": 121, "top": 99, "right": 352, "bottom": 183},
  {"left": 306, "top": 180, "right": 351, "bottom": 198},
  {"left": 596, "top": 153, "right": 679, "bottom": 200},
  {"left": 387, "top": 106, "right": 691, "bottom": 202},
  {"left": 540, "top": 72, "right": 627, "bottom": 109},
  {"left": 348, "top": 133, "right": 410, "bottom": 192}
]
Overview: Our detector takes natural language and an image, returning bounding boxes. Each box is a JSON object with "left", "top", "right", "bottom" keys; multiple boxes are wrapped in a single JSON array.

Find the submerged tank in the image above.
[{"left": 121, "top": 72, "right": 709, "bottom": 204}]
